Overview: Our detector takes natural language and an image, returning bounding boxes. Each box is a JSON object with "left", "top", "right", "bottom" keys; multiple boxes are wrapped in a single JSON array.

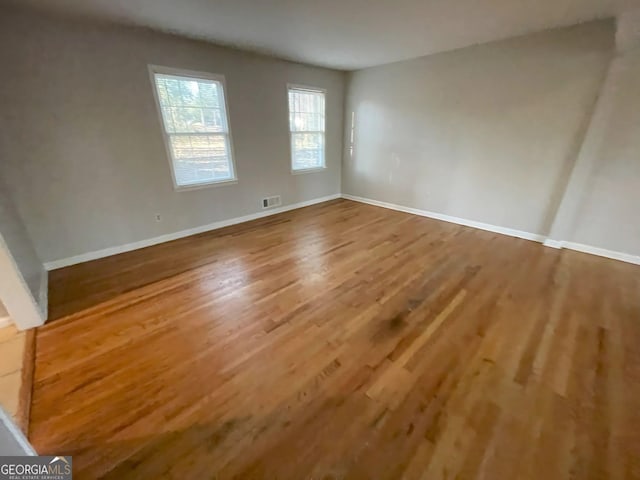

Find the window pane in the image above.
[
  {"left": 288, "top": 87, "right": 325, "bottom": 170},
  {"left": 153, "top": 70, "right": 235, "bottom": 186},
  {"left": 169, "top": 134, "right": 232, "bottom": 185},
  {"left": 289, "top": 111, "right": 324, "bottom": 132},
  {"left": 288, "top": 89, "right": 325, "bottom": 115},
  {"left": 155, "top": 76, "right": 228, "bottom": 134},
  {"left": 156, "top": 81, "right": 170, "bottom": 106},
  {"left": 164, "top": 107, "right": 226, "bottom": 133},
  {"left": 198, "top": 82, "right": 221, "bottom": 108},
  {"left": 158, "top": 77, "right": 183, "bottom": 106},
  {"left": 291, "top": 132, "right": 324, "bottom": 170},
  {"left": 288, "top": 89, "right": 325, "bottom": 132},
  {"left": 202, "top": 108, "right": 226, "bottom": 132},
  {"left": 178, "top": 80, "right": 201, "bottom": 107}
]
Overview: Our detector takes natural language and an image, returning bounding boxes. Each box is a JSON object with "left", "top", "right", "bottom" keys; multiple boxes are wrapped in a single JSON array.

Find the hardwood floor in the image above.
[
  {"left": 0, "top": 324, "right": 26, "bottom": 421},
  {"left": 31, "top": 199, "right": 640, "bottom": 479}
]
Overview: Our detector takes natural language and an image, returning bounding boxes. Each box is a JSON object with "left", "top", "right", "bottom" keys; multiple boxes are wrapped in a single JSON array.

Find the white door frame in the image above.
[{"left": 0, "top": 233, "right": 44, "bottom": 330}]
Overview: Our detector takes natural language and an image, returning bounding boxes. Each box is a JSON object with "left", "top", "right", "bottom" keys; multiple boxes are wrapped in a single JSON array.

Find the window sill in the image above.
[
  {"left": 174, "top": 178, "right": 238, "bottom": 192},
  {"left": 291, "top": 167, "right": 327, "bottom": 175}
]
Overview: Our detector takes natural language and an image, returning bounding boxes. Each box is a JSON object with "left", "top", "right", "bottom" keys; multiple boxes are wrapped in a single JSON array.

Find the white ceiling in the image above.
[{"left": 4, "top": 0, "right": 630, "bottom": 70}]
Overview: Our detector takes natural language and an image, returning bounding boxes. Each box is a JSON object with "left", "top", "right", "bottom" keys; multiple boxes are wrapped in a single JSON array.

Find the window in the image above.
[
  {"left": 150, "top": 66, "right": 236, "bottom": 189},
  {"left": 288, "top": 86, "right": 326, "bottom": 172}
]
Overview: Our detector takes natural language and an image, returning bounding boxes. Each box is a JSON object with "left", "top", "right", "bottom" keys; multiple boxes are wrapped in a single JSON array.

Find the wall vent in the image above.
[{"left": 262, "top": 195, "right": 282, "bottom": 209}]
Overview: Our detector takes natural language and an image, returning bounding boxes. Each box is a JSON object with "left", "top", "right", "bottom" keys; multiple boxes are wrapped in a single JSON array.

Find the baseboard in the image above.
[
  {"left": 542, "top": 239, "right": 564, "bottom": 249},
  {"left": 0, "top": 316, "right": 11, "bottom": 329},
  {"left": 342, "top": 194, "right": 640, "bottom": 266},
  {"left": 562, "top": 242, "right": 640, "bottom": 265},
  {"left": 44, "top": 194, "right": 342, "bottom": 270},
  {"left": 42, "top": 192, "right": 640, "bottom": 270},
  {"left": 544, "top": 239, "right": 639, "bottom": 264},
  {"left": 341, "top": 194, "right": 546, "bottom": 243},
  {"left": 38, "top": 270, "right": 48, "bottom": 321}
]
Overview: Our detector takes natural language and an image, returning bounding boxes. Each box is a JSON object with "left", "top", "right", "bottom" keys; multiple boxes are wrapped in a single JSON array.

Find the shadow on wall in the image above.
[{"left": 344, "top": 20, "right": 615, "bottom": 236}]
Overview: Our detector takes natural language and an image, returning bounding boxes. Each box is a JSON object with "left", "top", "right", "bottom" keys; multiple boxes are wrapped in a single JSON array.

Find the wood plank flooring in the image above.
[
  {"left": 0, "top": 324, "right": 26, "bottom": 420},
  {"left": 31, "top": 199, "right": 640, "bottom": 479}
]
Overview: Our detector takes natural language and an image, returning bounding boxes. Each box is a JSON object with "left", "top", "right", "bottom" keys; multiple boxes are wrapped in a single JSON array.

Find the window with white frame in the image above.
[
  {"left": 150, "top": 66, "right": 236, "bottom": 188},
  {"left": 288, "top": 86, "right": 326, "bottom": 171}
]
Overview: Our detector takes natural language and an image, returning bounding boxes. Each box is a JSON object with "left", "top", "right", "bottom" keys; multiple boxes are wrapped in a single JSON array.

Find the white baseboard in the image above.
[
  {"left": 44, "top": 194, "right": 341, "bottom": 270},
  {"left": 341, "top": 194, "right": 546, "bottom": 243},
  {"left": 342, "top": 194, "right": 640, "bottom": 266},
  {"left": 39, "top": 269, "right": 48, "bottom": 320},
  {"left": 0, "top": 316, "right": 11, "bottom": 329},
  {"left": 562, "top": 241, "right": 640, "bottom": 265},
  {"left": 542, "top": 239, "right": 564, "bottom": 249},
  {"left": 42, "top": 192, "right": 640, "bottom": 270},
  {"left": 542, "top": 239, "right": 639, "bottom": 264}
]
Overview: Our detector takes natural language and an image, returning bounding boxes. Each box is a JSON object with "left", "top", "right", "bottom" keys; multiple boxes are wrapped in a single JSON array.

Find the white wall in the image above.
[
  {"left": 343, "top": 21, "right": 614, "bottom": 237},
  {"left": 0, "top": 7, "right": 345, "bottom": 265},
  {"left": 0, "top": 185, "right": 44, "bottom": 304},
  {"left": 0, "top": 182, "right": 47, "bottom": 328},
  {"left": 565, "top": 44, "right": 640, "bottom": 257}
]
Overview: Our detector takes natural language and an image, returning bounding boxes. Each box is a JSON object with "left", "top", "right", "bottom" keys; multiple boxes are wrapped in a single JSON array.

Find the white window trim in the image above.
[
  {"left": 148, "top": 64, "right": 239, "bottom": 191},
  {"left": 287, "top": 83, "right": 327, "bottom": 174}
]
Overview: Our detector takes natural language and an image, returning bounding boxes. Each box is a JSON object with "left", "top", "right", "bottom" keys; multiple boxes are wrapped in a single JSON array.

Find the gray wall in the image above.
[
  {"left": 568, "top": 47, "right": 640, "bottom": 256},
  {"left": 0, "top": 8, "right": 635, "bottom": 267},
  {"left": 343, "top": 21, "right": 614, "bottom": 236},
  {"left": 0, "top": 181, "right": 46, "bottom": 318},
  {"left": 0, "top": 7, "right": 346, "bottom": 264}
]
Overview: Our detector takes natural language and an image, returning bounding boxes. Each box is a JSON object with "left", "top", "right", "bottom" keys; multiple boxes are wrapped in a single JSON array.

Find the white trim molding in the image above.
[
  {"left": 148, "top": 64, "right": 238, "bottom": 191},
  {"left": 561, "top": 242, "right": 640, "bottom": 266},
  {"left": 341, "top": 194, "right": 545, "bottom": 243},
  {"left": 44, "top": 194, "right": 341, "bottom": 270},
  {"left": 43, "top": 193, "right": 640, "bottom": 271},
  {"left": 0, "top": 234, "right": 46, "bottom": 330},
  {"left": 543, "top": 239, "right": 565, "bottom": 249},
  {"left": 342, "top": 194, "right": 640, "bottom": 266},
  {"left": 39, "top": 270, "right": 48, "bottom": 320},
  {"left": 543, "top": 239, "right": 639, "bottom": 264},
  {"left": 287, "top": 84, "right": 327, "bottom": 173}
]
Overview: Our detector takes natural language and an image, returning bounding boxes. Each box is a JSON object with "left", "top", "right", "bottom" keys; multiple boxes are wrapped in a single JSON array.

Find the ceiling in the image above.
[{"left": 3, "top": 0, "right": 629, "bottom": 70}]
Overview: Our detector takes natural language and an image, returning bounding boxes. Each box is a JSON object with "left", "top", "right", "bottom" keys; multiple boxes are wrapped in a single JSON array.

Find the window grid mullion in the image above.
[
  {"left": 153, "top": 69, "right": 235, "bottom": 187},
  {"left": 288, "top": 87, "right": 326, "bottom": 171},
  {"left": 166, "top": 131, "right": 228, "bottom": 137}
]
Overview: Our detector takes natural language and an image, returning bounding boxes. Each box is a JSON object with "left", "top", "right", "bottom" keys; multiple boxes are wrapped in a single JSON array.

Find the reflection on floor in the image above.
[
  {"left": 31, "top": 199, "right": 640, "bottom": 479},
  {"left": 0, "top": 324, "right": 25, "bottom": 421}
]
